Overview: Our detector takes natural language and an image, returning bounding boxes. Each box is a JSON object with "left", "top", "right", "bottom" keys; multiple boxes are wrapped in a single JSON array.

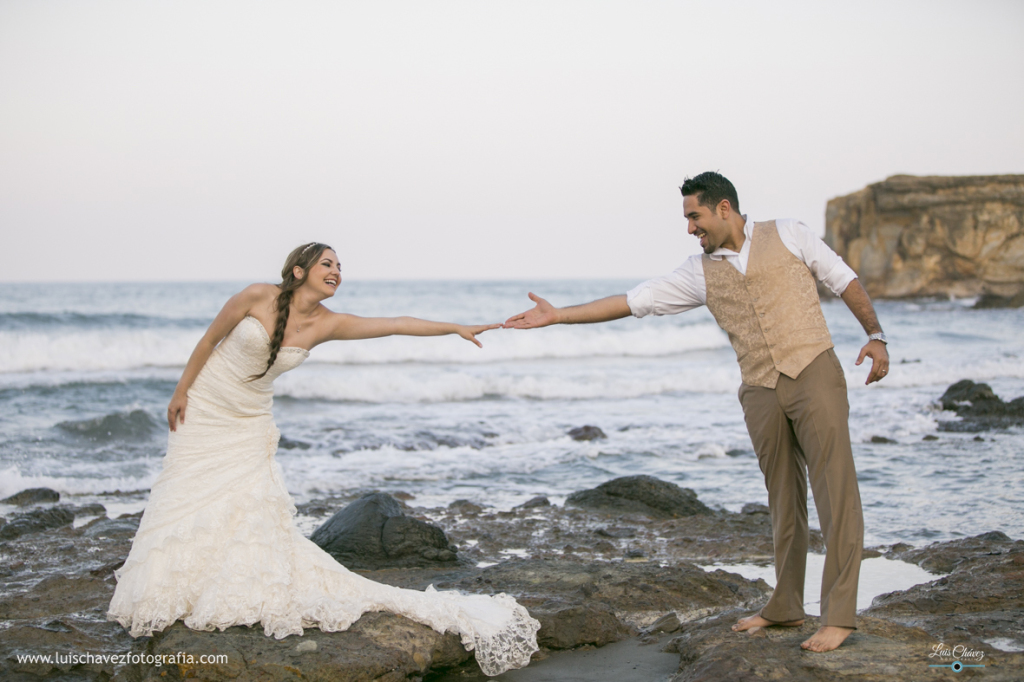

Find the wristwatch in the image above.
[{"left": 868, "top": 332, "right": 887, "bottom": 344}]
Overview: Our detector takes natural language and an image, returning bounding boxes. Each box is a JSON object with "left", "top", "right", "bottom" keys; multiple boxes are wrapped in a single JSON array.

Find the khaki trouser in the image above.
[{"left": 738, "top": 348, "right": 863, "bottom": 628}]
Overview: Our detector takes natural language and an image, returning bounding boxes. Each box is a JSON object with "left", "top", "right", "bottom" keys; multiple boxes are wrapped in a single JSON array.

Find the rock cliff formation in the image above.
[{"left": 825, "top": 174, "right": 1024, "bottom": 299}]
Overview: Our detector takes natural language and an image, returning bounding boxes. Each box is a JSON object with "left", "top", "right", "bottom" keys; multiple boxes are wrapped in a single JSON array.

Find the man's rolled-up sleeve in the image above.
[
  {"left": 778, "top": 219, "right": 858, "bottom": 296},
  {"left": 625, "top": 256, "right": 706, "bottom": 318}
]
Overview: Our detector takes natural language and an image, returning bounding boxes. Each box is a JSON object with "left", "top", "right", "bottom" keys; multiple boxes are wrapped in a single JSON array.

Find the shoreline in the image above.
[{"left": 2, "top": 479, "right": 1023, "bottom": 680}]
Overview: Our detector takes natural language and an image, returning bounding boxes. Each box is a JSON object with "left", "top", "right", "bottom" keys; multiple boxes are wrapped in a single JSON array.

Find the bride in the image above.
[{"left": 107, "top": 242, "right": 540, "bottom": 676}]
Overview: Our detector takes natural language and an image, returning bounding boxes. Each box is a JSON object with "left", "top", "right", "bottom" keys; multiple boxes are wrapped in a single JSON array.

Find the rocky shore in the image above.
[{"left": 2, "top": 470, "right": 1022, "bottom": 681}]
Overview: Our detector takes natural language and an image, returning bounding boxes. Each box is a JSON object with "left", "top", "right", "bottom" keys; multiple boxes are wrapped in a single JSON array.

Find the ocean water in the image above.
[{"left": 0, "top": 280, "right": 1022, "bottom": 547}]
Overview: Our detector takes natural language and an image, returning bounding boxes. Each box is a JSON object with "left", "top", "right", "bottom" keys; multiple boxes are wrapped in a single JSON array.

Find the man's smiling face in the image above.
[{"left": 683, "top": 194, "right": 732, "bottom": 254}]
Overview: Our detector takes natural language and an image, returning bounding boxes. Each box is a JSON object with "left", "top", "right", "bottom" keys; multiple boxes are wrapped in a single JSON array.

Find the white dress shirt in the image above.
[{"left": 626, "top": 217, "right": 858, "bottom": 318}]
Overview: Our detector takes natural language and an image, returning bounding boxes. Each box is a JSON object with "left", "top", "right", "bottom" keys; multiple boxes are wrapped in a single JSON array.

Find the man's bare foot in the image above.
[
  {"left": 801, "top": 626, "right": 854, "bottom": 652},
  {"left": 732, "top": 614, "right": 804, "bottom": 633}
]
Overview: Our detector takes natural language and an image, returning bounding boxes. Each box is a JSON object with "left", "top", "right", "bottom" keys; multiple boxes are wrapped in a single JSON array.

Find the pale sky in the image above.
[{"left": 1, "top": 0, "right": 1022, "bottom": 282}]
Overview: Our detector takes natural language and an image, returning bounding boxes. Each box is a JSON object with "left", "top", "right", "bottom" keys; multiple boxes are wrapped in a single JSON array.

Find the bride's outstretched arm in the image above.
[
  {"left": 325, "top": 313, "right": 500, "bottom": 348},
  {"left": 167, "top": 284, "right": 275, "bottom": 430}
]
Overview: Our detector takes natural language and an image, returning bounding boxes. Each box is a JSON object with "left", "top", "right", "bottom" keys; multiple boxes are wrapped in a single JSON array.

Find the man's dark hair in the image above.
[{"left": 679, "top": 172, "right": 740, "bottom": 213}]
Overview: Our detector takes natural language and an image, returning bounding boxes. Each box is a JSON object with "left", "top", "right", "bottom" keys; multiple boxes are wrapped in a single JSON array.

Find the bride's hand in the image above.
[
  {"left": 167, "top": 391, "right": 188, "bottom": 431},
  {"left": 457, "top": 323, "right": 501, "bottom": 348}
]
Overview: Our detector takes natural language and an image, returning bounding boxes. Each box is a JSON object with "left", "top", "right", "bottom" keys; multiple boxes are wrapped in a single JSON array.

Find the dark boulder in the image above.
[
  {"left": 83, "top": 516, "right": 140, "bottom": 540},
  {"left": 567, "top": 425, "right": 606, "bottom": 441},
  {"left": 940, "top": 379, "right": 1000, "bottom": 410},
  {"left": 448, "top": 499, "right": 483, "bottom": 514},
  {"left": 937, "top": 380, "right": 1024, "bottom": 432},
  {"left": 56, "top": 409, "right": 159, "bottom": 441},
  {"left": 532, "top": 602, "right": 628, "bottom": 649},
  {"left": 973, "top": 291, "right": 1024, "bottom": 309},
  {"left": 2, "top": 487, "right": 61, "bottom": 506},
  {"left": 311, "top": 492, "right": 458, "bottom": 570},
  {"left": 566, "top": 475, "right": 712, "bottom": 519},
  {"left": 516, "top": 496, "right": 551, "bottom": 509},
  {"left": 0, "top": 506, "right": 75, "bottom": 540}
]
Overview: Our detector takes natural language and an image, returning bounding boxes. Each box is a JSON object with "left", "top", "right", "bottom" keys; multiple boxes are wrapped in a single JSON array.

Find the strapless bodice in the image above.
[{"left": 187, "top": 316, "right": 309, "bottom": 418}]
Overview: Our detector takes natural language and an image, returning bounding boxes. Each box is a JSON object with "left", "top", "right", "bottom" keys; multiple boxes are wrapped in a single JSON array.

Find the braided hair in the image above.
[{"left": 248, "top": 241, "right": 332, "bottom": 381}]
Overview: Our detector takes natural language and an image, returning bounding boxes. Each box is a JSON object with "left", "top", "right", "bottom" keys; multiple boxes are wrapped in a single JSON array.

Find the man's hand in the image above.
[
  {"left": 504, "top": 293, "right": 631, "bottom": 328},
  {"left": 855, "top": 340, "right": 889, "bottom": 385},
  {"left": 504, "top": 293, "right": 559, "bottom": 329}
]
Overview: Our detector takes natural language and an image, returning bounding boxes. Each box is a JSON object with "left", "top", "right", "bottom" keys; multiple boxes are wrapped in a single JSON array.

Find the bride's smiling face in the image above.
[{"left": 296, "top": 249, "right": 342, "bottom": 297}]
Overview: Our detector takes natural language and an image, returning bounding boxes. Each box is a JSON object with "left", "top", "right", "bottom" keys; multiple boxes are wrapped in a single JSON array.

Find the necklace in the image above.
[{"left": 293, "top": 308, "right": 318, "bottom": 333}]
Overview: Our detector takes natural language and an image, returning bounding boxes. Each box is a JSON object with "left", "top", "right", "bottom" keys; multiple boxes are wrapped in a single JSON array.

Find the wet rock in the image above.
[
  {"left": 311, "top": 492, "right": 459, "bottom": 569},
  {"left": 870, "top": 435, "right": 897, "bottom": 444},
  {"left": 449, "top": 499, "right": 483, "bottom": 514},
  {"left": 516, "top": 496, "right": 551, "bottom": 509},
  {"left": 0, "top": 619, "right": 133, "bottom": 680},
  {"left": 668, "top": 613, "right": 951, "bottom": 682},
  {"left": 922, "top": 434, "right": 939, "bottom": 441},
  {"left": 435, "top": 492, "right": 814, "bottom": 567},
  {"left": 868, "top": 532, "right": 1024, "bottom": 652},
  {"left": 887, "top": 530, "right": 1017, "bottom": 574},
  {"left": 82, "top": 516, "right": 141, "bottom": 539},
  {"left": 532, "top": 602, "right": 628, "bottom": 649},
  {"left": 0, "top": 506, "right": 75, "bottom": 541},
  {"left": 938, "top": 380, "right": 1024, "bottom": 432},
  {"left": 568, "top": 425, "right": 607, "bottom": 441},
  {"left": 595, "top": 526, "right": 636, "bottom": 539},
  {"left": 566, "top": 476, "right": 712, "bottom": 519},
  {"left": 115, "top": 613, "right": 471, "bottom": 682},
  {"left": 2, "top": 487, "right": 61, "bottom": 506},
  {"left": 647, "top": 612, "right": 682, "bottom": 634},
  {"left": 66, "top": 502, "right": 106, "bottom": 518},
  {"left": 941, "top": 379, "right": 1001, "bottom": 409},
  {"left": 974, "top": 291, "right": 1024, "bottom": 309},
  {"left": 453, "top": 559, "right": 771, "bottom": 644},
  {"left": 278, "top": 435, "right": 311, "bottom": 450},
  {"left": 56, "top": 409, "right": 160, "bottom": 441},
  {"left": 740, "top": 503, "right": 770, "bottom": 516}
]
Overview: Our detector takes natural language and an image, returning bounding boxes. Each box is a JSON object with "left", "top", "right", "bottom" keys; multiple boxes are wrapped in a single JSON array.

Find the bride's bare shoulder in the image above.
[
  {"left": 219, "top": 284, "right": 281, "bottom": 319},
  {"left": 248, "top": 283, "right": 280, "bottom": 293},
  {"left": 237, "top": 283, "right": 280, "bottom": 303}
]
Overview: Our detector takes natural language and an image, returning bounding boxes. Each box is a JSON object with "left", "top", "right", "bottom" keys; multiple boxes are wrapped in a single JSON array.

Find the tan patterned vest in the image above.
[{"left": 703, "top": 221, "right": 833, "bottom": 389}]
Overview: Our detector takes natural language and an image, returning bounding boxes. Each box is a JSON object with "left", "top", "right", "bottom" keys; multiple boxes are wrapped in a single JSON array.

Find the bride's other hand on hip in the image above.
[{"left": 167, "top": 391, "right": 188, "bottom": 431}]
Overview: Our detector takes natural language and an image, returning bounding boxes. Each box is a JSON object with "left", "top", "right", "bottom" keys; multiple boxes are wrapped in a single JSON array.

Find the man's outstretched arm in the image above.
[
  {"left": 503, "top": 293, "right": 631, "bottom": 329},
  {"left": 840, "top": 279, "right": 890, "bottom": 384}
]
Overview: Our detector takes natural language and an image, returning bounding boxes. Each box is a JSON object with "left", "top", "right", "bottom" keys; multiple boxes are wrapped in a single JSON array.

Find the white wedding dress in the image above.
[{"left": 108, "top": 316, "right": 540, "bottom": 676}]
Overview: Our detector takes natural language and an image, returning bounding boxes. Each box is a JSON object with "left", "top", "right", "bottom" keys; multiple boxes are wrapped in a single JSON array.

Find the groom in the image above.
[{"left": 504, "top": 171, "right": 889, "bottom": 652}]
